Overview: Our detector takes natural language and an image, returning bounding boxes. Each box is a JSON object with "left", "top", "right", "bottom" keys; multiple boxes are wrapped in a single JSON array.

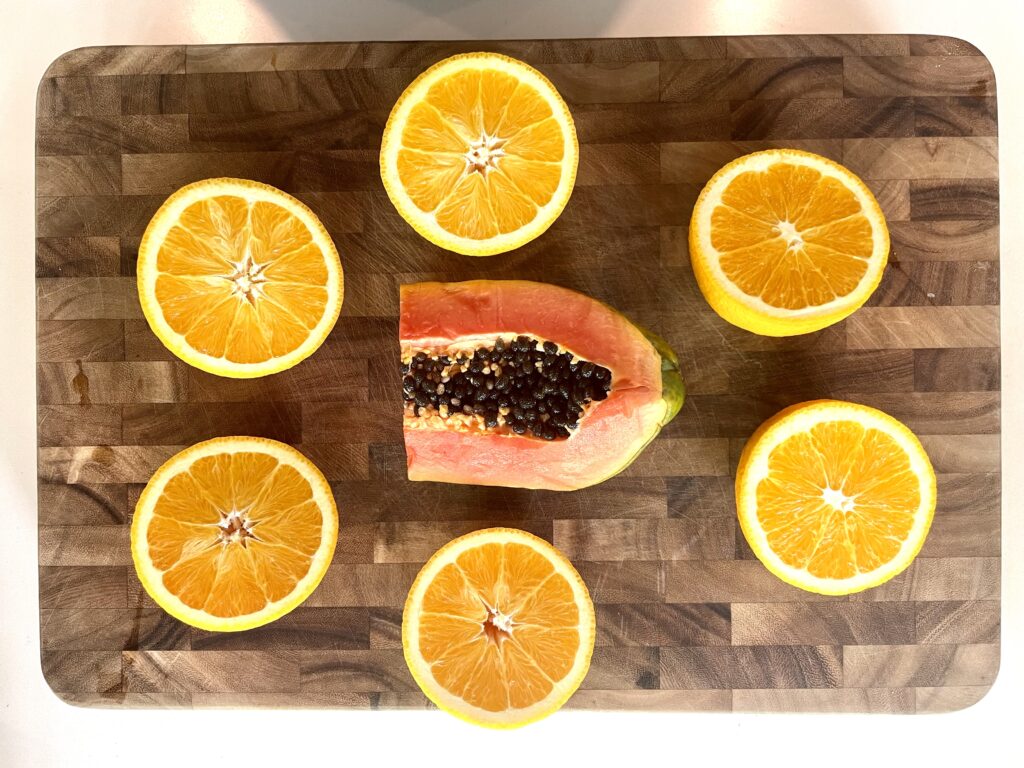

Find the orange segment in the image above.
[
  {"left": 515, "top": 573, "right": 579, "bottom": 628},
  {"left": 421, "top": 562, "right": 484, "bottom": 618},
  {"left": 434, "top": 173, "right": 500, "bottom": 240},
  {"left": 176, "top": 195, "right": 250, "bottom": 246},
  {"left": 803, "top": 214, "right": 875, "bottom": 257},
  {"left": 154, "top": 275, "right": 225, "bottom": 336},
  {"left": 229, "top": 450, "right": 278, "bottom": 512},
  {"left": 502, "top": 542, "right": 555, "bottom": 611},
  {"left": 396, "top": 149, "right": 466, "bottom": 212},
  {"left": 249, "top": 200, "right": 313, "bottom": 259},
  {"left": 261, "top": 309, "right": 312, "bottom": 359},
  {"left": 131, "top": 437, "right": 339, "bottom": 632},
  {"left": 224, "top": 302, "right": 272, "bottom": 365},
  {"left": 418, "top": 614, "right": 484, "bottom": 663},
  {"left": 260, "top": 282, "right": 328, "bottom": 329},
  {"left": 499, "top": 82, "right": 554, "bottom": 136},
  {"left": 138, "top": 178, "right": 343, "bottom": 378},
  {"left": 512, "top": 625, "right": 579, "bottom": 681},
  {"left": 187, "top": 453, "right": 235, "bottom": 513},
  {"left": 203, "top": 545, "right": 266, "bottom": 618},
  {"left": 502, "top": 641, "right": 554, "bottom": 710},
  {"left": 480, "top": 70, "right": 521, "bottom": 135},
  {"left": 722, "top": 164, "right": 821, "bottom": 224},
  {"left": 464, "top": 647, "right": 510, "bottom": 713},
  {"left": 424, "top": 68, "right": 483, "bottom": 137},
  {"left": 455, "top": 541, "right": 504, "bottom": 608},
  {"left": 157, "top": 225, "right": 235, "bottom": 276},
  {"left": 151, "top": 472, "right": 220, "bottom": 525},
  {"left": 710, "top": 206, "right": 780, "bottom": 251},
  {"left": 804, "top": 508, "right": 858, "bottom": 580},
  {"left": 690, "top": 149, "right": 888, "bottom": 336},
  {"left": 498, "top": 156, "right": 562, "bottom": 207},
  {"left": 793, "top": 175, "right": 863, "bottom": 229},
  {"left": 430, "top": 640, "right": 509, "bottom": 713},
  {"left": 718, "top": 240, "right": 788, "bottom": 300},
  {"left": 251, "top": 500, "right": 325, "bottom": 557},
  {"left": 178, "top": 293, "right": 238, "bottom": 359},
  {"left": 486, "top": 171, "right": 538, "bottom": 234},
  {"left": 403, "top": 528, "right": 595, "bottom": 728},
  {"left": 256, "top": 463, "right": 319, "bottom": 516},
  {"left": 758, "top": 250, "right": 823, "bottom": 310},
  {"left": 401, "top": 103, "right": 472, "bottom": 152},
  {"left": 259, "top": 242, "right": 329, "bottom": 285},
  {"left": 163, "top": 549, "right": 220, "bottom": 611},
  {"left": 736, "top": 400, "right": 936, "bottom": 595},
  {"left": 503, "top": 118, "right": 565, "bottom": 162},
  {"left": 146, "top": 516, "right": 218, "bottom": 572},
  {"left": 380, "top": 53, "right": 578, "bottom": 256},
  {"left": 248, "top": 541, "right": 318, "bottom": 603}
]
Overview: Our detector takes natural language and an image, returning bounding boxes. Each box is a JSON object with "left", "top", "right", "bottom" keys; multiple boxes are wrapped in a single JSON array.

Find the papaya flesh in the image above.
[{"left": 400, "top": 280, "right": 685, "bottom": 491}]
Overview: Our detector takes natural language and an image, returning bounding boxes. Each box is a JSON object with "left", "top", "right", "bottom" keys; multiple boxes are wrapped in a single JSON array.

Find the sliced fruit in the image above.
[
  {"left": 400, "top": 280, "right": 685, "bottom": 491},
  {"left": 689, "top": 149, "right": 889, "bottom": 336},
  {"left": 403, "top": 527, "right": 595, "bottom": 728},
  {"left": 131, "top": 437, "right": 339, "bottom": 631},
  {"left": 736, "top": 400, "right": 936, "bottom": 595},
  {"left": 138, "top": 177, "right": 344, "bottom": 378},
  {"left": 380, "top": 53, "right": 578, "bottom": 256}
]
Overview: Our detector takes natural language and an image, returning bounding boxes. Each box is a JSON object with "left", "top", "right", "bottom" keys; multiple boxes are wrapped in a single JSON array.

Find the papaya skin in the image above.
[
  {"left": 639, "top": 325, "right": 686, "bottom": 427},
  {"left": 585, "top": 323, "right": 685, "bottom": 487}
]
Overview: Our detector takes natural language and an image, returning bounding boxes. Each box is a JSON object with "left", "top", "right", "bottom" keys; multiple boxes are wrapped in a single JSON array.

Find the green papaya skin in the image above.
[
  {"left": 588, "top": 322, "right": 685, "bottom": 487},
  {"left": 639, "top": 325, "right": 686, "bottom": 427},
  {"left": 586, "top": 295, "right": 686, "bottom": 427}
]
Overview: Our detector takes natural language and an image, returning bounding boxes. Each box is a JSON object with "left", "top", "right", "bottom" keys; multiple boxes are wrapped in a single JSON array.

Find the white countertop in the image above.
[{"left": 2, "top": 1, "right": 1022, "bottom": 765}]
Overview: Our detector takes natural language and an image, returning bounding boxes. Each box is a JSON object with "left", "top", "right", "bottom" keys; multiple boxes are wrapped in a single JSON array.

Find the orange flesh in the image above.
[
  {"left": 418, "top": 541, "right": 581, "bottom": 712},
  {"left": 398, "top": 68, "right": 566, "bottom": 239},
  {"left": 154, "top": 196, "right": 330, "bottom": 364},
  {"left": 712, "top": 162, "right": 872, "bottom": 309},
  {"left": 755, "top": 420, "right": 921, "bottom": 580},
  {"left": 147, "top": 452, "right": 322, "bottom": 617}
]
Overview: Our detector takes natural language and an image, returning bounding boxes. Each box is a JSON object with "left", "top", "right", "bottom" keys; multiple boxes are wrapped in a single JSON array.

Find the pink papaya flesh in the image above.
[{"left": 400, "top": 280, "right": 684, "bottom": 491}]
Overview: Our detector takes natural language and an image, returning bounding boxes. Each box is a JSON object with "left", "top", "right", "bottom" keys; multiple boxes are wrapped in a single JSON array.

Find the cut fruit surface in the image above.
[
  {"left": 403, "top": 335, "right": 614, "bottom": 442},
  {"left": 131, "top": 437, "right": 338, "bottom": 631},
  {"left": 403, "top": 527, "right": 595, "bottom": 728},
  {"left": 689, "top": 149, "right": 889, "bottom": 336},
  {"left": 400, "top": 280, "right": 685, "bottom": 491},
  {"left": 380, "top": 53, "right": 578, "bottom": 256},
  {"left": 138, "top": 178, "right": 344, "bottom": 378},
  {"left": 736, "top": 400, "right": 936, "bottom": 595}
]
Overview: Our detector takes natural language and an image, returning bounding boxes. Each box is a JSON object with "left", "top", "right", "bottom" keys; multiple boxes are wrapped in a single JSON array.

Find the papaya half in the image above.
[{"left": 399, "top": 280, "right": 684, "bottom": 491}]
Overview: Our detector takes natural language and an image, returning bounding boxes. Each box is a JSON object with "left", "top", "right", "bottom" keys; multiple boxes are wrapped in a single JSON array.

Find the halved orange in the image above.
[
  {"left": 402, "top": 528, "right": 595, "bottom": 728},
  {"left": 380, "top": 53, "right": 578, "bottom": 256},
  {"left": 131, "top": 437, "right": 339, "bottom": 631},
  {"left": 690, "top": 149, "right": 889, "bottom": 336},
  {"left": 736, "top": 400, "right": 936, "bottom": 595},
  {"left": 138, "top": 178, "right": 344, "bottom": 378}
]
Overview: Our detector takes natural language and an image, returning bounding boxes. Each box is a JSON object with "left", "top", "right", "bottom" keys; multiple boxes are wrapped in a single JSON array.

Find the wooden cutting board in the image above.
[{"left": 36, "top": 35, "right": 1000, "bottom": 713}]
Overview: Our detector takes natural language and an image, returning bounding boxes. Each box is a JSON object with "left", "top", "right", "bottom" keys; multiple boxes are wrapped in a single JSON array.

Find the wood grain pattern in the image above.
[
  {"left": 39, "top": 566, "right": 127, "bottom": 608},
  {"left": 36, "top": 35, "right": 999, "bottom": 713},
  {"left": 914, "top": 685, "right": 991, "bottom": 713},
  {"left": 733, "top": 687, "right": 915, "bottom": 713},
  {"left": 843, "top": 644, "right": 999, "bottom": 688},
  {"left": 659, "top": 646, "right": 842, "bottom": 689},
  {"left": 731, "top": 603, "right": 917, "bottom": 645}
]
